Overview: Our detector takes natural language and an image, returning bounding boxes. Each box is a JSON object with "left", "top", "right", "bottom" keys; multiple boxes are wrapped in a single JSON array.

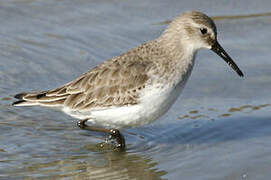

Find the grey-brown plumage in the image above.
[
  {"left": 13, "top": 11, "right": 244, "bottom": 149},
  {"left": 13, "top": 40, "right": 169, "bottom": 109},
  {"left": 13, "top": 11, "right": 243, "bottom": 126}
]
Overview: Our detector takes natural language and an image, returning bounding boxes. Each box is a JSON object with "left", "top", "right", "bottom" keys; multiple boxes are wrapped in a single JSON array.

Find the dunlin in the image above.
[{"left": 13, "top": 11, "right": 243, "bottom": 149}]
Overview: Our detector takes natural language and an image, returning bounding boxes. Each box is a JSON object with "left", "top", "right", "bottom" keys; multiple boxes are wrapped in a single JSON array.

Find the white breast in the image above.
[
  {"left": 75, "top": 69, "right": 193, "bottom": 129},
  {"left": 75, "top": 82, "right": 182, "bottom": 128},
  {"left": 63, "top": 53, "right": 196, "bottom": 128}
]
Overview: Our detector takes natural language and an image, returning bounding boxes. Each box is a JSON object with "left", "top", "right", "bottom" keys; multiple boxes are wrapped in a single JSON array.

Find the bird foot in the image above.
[
  {"left": 107, "top": 129, "right": 126, "bottom": 149},
  {"left": 77, "top": 120, "right": 126, "bottom": 150},
  {"left": 77, "top": 119, "right": 88, "bottom": 129}
]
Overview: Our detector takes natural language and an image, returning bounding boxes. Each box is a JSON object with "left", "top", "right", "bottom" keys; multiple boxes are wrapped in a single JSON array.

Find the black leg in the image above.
[{"left": 77, "top": 119, "right": 126, "bottom": 149}]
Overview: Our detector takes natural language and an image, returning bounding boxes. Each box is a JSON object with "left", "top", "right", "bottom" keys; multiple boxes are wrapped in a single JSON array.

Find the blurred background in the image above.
[{"left": 0, "top": 0, "right": 271, "bottom": 179}]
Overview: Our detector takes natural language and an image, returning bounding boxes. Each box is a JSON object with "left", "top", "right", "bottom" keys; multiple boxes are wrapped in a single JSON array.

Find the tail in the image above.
[{"left": 12, "top": 87, "right": 68, "bottom": 107}]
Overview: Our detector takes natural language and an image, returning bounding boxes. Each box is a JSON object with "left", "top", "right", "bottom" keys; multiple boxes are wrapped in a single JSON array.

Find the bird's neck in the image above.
[{"left": 156, "top": 36, "right": 197, "bottom": 85}]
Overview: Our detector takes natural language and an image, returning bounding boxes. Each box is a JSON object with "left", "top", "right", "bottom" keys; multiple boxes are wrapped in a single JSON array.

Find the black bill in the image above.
[{"left": 211, "top": 41, "right": 244, "bottom": 77}]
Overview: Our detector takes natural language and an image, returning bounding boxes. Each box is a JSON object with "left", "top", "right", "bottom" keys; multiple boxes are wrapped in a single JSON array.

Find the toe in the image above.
[
  {"left": 110, "top": 129, "right": 120, "bottom": 137},
  {"left": 109, "top": 129, "right": 126, "bottom": 149},
  {"left": 77, "top": 119, "right": 87, "bottom": 128}
]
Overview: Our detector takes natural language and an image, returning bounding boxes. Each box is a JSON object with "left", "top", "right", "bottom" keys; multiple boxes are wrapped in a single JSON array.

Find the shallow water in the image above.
[{"left": 1, "top": 0, "right": 271, "bottom": 179}]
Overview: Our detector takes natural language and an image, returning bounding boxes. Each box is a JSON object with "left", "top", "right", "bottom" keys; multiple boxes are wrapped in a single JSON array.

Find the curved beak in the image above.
[{"left": 211, "top": 41, "right": 244, "bottom": 77}]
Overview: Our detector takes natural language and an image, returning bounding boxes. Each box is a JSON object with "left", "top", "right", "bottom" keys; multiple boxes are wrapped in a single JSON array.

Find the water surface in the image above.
[{"left": 0, "top": 0, "right": 271, "bottom": 179}]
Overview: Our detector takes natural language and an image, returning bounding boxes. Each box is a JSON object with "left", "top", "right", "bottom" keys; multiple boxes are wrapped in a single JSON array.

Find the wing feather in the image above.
[
  {"left": 13, "top": 48, "right": 153, "bottom": 109},
  {"left": 51, "top": 53, "right": 152, "bottom": 110}
]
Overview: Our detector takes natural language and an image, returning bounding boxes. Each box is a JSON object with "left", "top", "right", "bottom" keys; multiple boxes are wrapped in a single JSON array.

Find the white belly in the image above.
[
  {"left": 63, "top": 80, "right": 185, "bottom": 129},
  {"left": 63, "top": 55, "right": 195, "bottom": 128}
]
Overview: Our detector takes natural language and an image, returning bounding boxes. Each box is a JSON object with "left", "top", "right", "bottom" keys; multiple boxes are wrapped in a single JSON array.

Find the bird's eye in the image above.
[{"left": 200, "top": 28, "right": 207, "bottom": 34}]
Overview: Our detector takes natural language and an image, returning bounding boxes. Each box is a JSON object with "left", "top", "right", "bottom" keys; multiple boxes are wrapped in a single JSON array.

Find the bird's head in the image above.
[{"left": 161, "top": 11, "right": 243, "bottom": 77}]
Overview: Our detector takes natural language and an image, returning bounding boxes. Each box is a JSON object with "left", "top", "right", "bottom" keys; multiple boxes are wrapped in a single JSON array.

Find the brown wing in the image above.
[{"left": 20, "top": 53, "right": 151, "bottom": 109}]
